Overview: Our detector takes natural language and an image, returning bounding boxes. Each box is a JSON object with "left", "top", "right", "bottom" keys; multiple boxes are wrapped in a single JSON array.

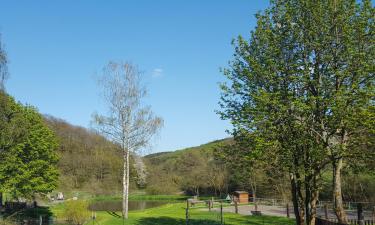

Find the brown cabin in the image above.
[{"left": 233, "top": 191, "right": 249, "bottom": 204}]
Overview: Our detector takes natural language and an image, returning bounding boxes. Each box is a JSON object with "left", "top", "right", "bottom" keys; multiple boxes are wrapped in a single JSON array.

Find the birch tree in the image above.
[{"left": 93, "top": 62, "right": 163, "bottom": 219}]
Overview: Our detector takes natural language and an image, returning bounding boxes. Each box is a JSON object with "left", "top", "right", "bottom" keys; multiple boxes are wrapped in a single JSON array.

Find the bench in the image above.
[{"left": 251, "top": 210, "right": 262, "bottom": 216}]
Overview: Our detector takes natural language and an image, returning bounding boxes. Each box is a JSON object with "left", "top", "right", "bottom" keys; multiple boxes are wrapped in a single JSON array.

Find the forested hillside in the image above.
[
  {"left": 145, "top": 139, "right": 375, "bottom": 203},
  {"left": 43, "top": 116, "right": 374, "bottom": 203},
  {"left": 44, "top": 116, "right": 145, "bottom": 195},
  {"left": 144, "top": 139, "right": 232, "bottom": 196},
  {"left": 144, "top": 138, "right": 291, "bottom": 198}
]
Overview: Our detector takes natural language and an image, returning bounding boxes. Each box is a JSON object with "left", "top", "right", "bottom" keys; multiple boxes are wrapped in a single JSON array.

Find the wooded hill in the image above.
[
  {"left": 145, "top": 140, "right": 375, "bottom": 203},
  {"left": 44, "top": 116, "right": 144, "bottom": 195},
  {"left": 144, "top": 139, "right": 232, "bottom": 196},
  {"left": 45, "top": 117, "right": 374, "bottom": 203}
]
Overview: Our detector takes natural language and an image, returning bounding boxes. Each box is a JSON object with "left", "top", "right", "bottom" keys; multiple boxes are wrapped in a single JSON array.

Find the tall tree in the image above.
[
  {"left": 0, "top": 93, "right": 59, "bottom": 200},
  {"left": 219, "top": 0, "right": 374, "bottom": 224},
  {"left": 309, "top": 1, "right": 374, "bottom": 222},
  {"left": 93, "top": 62, "right": 162, "bottom": 219},
  {"left": 0, "top": 93, "right": 24, "bottom": 206}
]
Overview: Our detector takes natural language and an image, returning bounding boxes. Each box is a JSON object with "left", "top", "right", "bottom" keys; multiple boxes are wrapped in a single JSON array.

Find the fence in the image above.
[
  {"left": 316, "top": 217, "right": 375, "bottom": 225},
  {"left": 317, "top": 201, "right": 375, "bottom": 211},
  {"left": 185, "top": 199, "right": 225, "bottom": 225},
  {"left": 251, "top": 197, "right": 286, "bottom": 206}
]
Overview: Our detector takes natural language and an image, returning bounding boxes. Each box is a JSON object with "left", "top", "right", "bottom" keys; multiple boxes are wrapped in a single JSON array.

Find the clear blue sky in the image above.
[{"left": 0, "top": 1, "right": 269, "bottom": 153}]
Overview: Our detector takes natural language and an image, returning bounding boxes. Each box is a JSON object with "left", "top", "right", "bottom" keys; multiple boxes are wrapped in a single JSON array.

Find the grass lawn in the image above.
[{"left": 51, "top": 202, "right": 294, "bottom": 225}]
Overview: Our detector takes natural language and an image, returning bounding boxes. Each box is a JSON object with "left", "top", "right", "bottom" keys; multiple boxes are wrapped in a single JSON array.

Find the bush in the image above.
[
  {"left": 0, "top": 219, "right": 17, "bottom": 225},
  {"left": 63, "top": 200, "right": 90, "bottom": 225}
]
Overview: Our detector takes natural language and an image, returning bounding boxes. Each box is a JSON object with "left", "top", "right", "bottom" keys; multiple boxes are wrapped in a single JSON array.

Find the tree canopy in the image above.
[
  {"left": 0, "top": 92, "right": 59, "bottom": 199},
  {"left": 219, "top": 0, "right": 374, "bottom": 224}
]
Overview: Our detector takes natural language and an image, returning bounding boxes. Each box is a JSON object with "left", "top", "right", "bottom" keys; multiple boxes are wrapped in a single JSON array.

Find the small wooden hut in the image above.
[{"left": 233, "top": 191, "right": 249, "bottom": 204}]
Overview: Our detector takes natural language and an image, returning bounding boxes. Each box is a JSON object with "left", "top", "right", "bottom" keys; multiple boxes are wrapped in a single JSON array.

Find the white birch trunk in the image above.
[{"left": 122, "top": 148, "right": 130, "bottom": 219}]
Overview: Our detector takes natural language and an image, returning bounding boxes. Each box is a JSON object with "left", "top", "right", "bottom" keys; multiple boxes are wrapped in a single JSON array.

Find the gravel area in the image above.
[{"left": 203, "top": 204, "right": 374, "bottom": 220}]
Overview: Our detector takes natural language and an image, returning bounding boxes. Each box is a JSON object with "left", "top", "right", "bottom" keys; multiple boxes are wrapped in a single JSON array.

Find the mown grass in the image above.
[{"left": 49, "top": 201, "right": 294, "bottom": 225}]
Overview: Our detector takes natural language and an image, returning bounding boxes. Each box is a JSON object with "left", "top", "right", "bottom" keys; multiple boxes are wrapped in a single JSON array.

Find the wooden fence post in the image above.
[
  {"left": 220, "top": 202, "right": 223, "bottom": 225},
  {"left": 186, "top": 200, "right": 189, "bottom": 225},
  {"left": 324, "top": 204, "right": 328, "bottom": 219},
  {"left": 358, "top": 203, "right": 364, "bottom": 225},
  {"left": 286, "top": 203, "right": 290, "bottom": 218}
]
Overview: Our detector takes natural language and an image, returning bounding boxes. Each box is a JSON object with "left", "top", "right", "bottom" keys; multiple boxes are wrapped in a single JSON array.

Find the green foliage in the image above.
[
  {"left": 63, "top": 200, "right": 90, "bottom": 225},
  {"left": 0, "top": 219, "right": 16, "bottom": 225},
  {"left": 45, "top": 116, "right": 152, "bottom": 195},
  {"left": 144, "top": 139, "right": 231, "bottom": 196},
  {"left": 0, "top": 92, "right": 59, "bottom": 199},
  {"left": 219, "top": 0, "right": 374, "bottom": 224},
  {"left": 214, "top": 140, "right": 291, "bottom": 200},
  {"left": 45, "top": 116, "right": 140, "bottom": 195}
]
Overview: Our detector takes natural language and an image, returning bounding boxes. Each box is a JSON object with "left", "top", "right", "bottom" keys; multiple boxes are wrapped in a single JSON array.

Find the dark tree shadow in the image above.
[
  {"left": 106, "top": 211, "right": 122, "bottom": 218},
  {"left": 2, "top": 206, "right": 53, "bottom": 225},
  {"left": 136, "top": 216, "right": 221, "bottom": 225}
]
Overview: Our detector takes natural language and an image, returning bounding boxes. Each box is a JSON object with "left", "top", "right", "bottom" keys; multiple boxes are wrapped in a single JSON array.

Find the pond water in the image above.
[{"left": 89, "top": 200, "right": 168, "bottom": 211}]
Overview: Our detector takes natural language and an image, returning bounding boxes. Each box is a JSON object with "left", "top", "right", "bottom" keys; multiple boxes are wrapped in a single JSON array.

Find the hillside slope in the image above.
[
  {"left": 143, "top": 138, "right": 232, "bottom": 195},
  {"left": 44, "top": 116, "right": 143, "bottom": 195}
]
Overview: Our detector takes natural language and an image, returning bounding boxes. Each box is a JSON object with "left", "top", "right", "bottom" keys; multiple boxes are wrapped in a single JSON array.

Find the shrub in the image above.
[
  {"left": 0, "top": 219, "right": 17, "bottom": 225},
  {"left": 63, "top": 200, "right": 90, "bottom": 225}
]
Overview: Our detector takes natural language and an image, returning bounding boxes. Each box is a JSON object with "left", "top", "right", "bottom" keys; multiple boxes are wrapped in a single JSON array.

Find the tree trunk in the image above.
[
  {"left": 305, "top": 182, "right": 312, "bottom": 225},
  {"left": 333, "top": 158, "right": 348, "bottom": 224},
  {"left": 250, "top": 181, "right": 256, "bottom": 202},
  {"left": 0, "top": 192, "right": 2, "bottom": 207},
  {"left": 290, "top": 173, "right": 303, "bottom": 225},
  {"left": 305, "top": 176, "right": 319, "bottom": 225},
  {"left": 122, "top": 148, "right": 130, "bottom": 219},
  {"left": 309, "top": 190, "right": 319, "bottom": 225},
  {"left": 126, "top": 148, "right": 130, "bottom": 217}
]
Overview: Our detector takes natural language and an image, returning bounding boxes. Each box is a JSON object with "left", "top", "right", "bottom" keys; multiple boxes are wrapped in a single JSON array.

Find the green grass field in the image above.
[{"left": 50, "top": 201, "right": 294, "bottom": 225}]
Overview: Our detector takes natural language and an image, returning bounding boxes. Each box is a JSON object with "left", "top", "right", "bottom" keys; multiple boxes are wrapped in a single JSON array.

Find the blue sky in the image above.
[{"left": 0, "top": 1, "right": 269, "bottom": 153}]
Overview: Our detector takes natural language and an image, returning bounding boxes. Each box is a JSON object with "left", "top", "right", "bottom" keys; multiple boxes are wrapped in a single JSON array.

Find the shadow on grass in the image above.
[
  {"left": 106, "top": 211, "right": 122, "bottom": 218},
  {"left": 136, "top": 216, "right": 221, "bottom": 225},
  {"left": 3, "top": 206, "right": 53, "bottom": 218},
  {"left": 226, "top": 215, "right": 295, "bottom": 225},
  {"left": 2, "top": 206, "right": 53, "bottom": 225}
]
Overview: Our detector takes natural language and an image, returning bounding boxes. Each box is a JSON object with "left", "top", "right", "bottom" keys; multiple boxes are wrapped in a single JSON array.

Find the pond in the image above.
[{"left": 89, "top": 200, "right": 168, "bottom": 211}]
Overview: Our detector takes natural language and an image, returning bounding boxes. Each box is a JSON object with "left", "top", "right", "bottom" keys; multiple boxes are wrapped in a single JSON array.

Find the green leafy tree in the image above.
[
  {"left": 0, "top": 93, "right": 59, "bottom": 199},
  {"left": 0, "top": 92, "right": 27, "bottom": 205},
  {"left": 219, "top": 0, "right": 374, "bottom": 224}
]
